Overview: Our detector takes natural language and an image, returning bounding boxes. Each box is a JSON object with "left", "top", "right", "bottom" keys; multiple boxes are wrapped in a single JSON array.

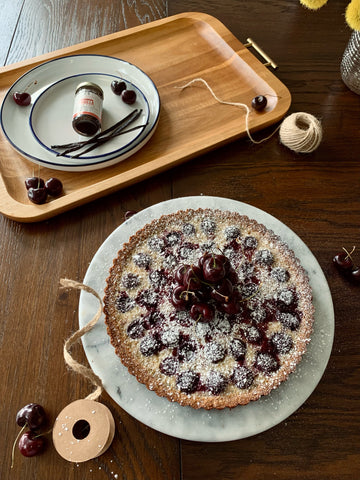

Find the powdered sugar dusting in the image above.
[{"left": 103, "top": 208, "right": 314, "bottom": 410}]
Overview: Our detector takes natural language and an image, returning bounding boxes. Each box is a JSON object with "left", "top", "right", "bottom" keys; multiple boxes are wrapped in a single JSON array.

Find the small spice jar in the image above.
[{"left": 72, "top": 82, "right": 104, "bottom": 136}]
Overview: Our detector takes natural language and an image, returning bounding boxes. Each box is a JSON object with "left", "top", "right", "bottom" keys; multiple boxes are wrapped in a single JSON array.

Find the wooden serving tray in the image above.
[{"left": 0, "top": 12, "right": 291, "bottom": 222}]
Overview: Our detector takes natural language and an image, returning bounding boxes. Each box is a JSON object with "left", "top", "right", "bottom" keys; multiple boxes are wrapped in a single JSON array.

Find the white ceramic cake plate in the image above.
[
  {"left": 0, "top": 55, "right": 160, "bottom": 172},
  {"left": 79, "top": 196, "right": 334, "bottom": 442}
]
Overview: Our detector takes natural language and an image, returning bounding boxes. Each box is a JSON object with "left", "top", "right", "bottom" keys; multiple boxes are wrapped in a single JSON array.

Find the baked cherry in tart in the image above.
[{"left": 104, "top": 208, "right": 314, "bottom": 409}]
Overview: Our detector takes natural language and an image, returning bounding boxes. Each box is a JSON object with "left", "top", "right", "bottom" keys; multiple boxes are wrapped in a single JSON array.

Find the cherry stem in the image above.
[
  {"left": 24, "top": 80, "right": 36, "bottom": 92},
  {"left": 180, "top": 290, "right": 195, "bottom": 302},
  {"left": 188, "top": 265, "right": 206, "bottom": 287},
  {"left": 34, "top": 428, "right": 52, "bottom": 438},
  {"left": 11, "top": 423, "right": 27, "bottom": 469},
  {"left": 189, "top": 262, "right": 231, "bottom": 300},
  {"left": 216, "top": 291, "right": 229, "bottom": 302},
  {"left": 342, "top": 246, "right": 356, "bottom": 261},
  {"left": 239, "top": 284, "right": 261, "bottom": 303}
]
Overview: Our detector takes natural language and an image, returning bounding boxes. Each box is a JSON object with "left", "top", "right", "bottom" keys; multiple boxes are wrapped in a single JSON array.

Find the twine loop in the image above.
[
  {"left": 60, "top": 278, "right": 103, "bottom": 401},
  {"left": 176, "top": 78, "right": 280, "bottom": 144}
]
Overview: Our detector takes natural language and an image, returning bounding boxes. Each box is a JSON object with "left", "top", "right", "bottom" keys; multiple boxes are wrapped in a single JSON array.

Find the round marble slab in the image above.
[{"left": 78, "top": 196, "right": 334, "bottom": 442}]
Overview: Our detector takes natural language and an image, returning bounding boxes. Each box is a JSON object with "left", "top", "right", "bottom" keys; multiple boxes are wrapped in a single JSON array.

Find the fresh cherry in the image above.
[
  {"left": 202, "top": 256, "right": 226, "bottom": 283},
  {"left": 193, "top": 287, "right": 211, "bottom": 304},
  {"left": 18, "top": 431, "right": 46, "bottom": 457},
  {"left": 183, "top": 265, "right": 203, "bottom": 290},
  {"left": 332, "top": 247, "right": 360, "bottom": 285},
  {"left": 25, "top": 176, "right": 63, "bottom": 202},
  {"left": 333, "top": 248, "right": 354, "bottom": 272},
  {"left": 13, "top": 92, "right": 31, "bottom": 106},
  {"left": 190, "top": 303, "right": 214, "bottom": 322},
  {"left": 121, "top": 89, "right": 137, "bottom": 105},
  {"left": 351, "top": 268, "right": 360, "bottom": 283},
  {"left": 211, "top": 277, "right": 233, "bottom": 303},
  {"left": 213, "top": 254, "right": 230, "bottom": 271},
  {"left": 220, "top": 299, "right": 241, "bottom": 315},
  {"left": 25, "top": 177, "right": 45, "bottom": 190},
  {"left": 171, "top": 249, "right": 243, "bottom": 321},
  {"left": 171, "top": 285, "right": 190, "bottom": 310},
  {"left": 124, "top": 210, "right": 138, "bottom": 221},
  {"left": 111, "top": 80, "right": 127, "bottom": 95},
  {"left": 251, "top": 95, "right": 267, "bottom": 111},
  {"left": 198, "top": 252, "right": 213, "bottom": 269},
  {"left": 27, "top": 187, "right": 48, "bottom": 204},
  {"left": 175, "top": 264, "right": 188, "bottom": 284},
  {"left": 227, "top": 266, "right": 239, "bottom": 284},
  {"left": 45, "top": 177, "right": 63, "bottom": 196},
  {"left": 16, "top": 403, "right": 47, "bottom": 430}
]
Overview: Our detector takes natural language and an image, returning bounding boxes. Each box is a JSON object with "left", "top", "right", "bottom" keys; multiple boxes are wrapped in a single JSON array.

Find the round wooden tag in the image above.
[{"left": 52, "top": 399, "right": 115, "bottom": 463}]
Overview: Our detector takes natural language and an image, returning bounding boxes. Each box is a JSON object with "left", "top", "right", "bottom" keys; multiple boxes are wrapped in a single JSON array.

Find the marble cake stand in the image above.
[{"left": 78, "top": 196, "right": 334, "bottom": 442}]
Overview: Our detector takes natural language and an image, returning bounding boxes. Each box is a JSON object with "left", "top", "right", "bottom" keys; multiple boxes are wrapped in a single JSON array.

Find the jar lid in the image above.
[{"left": 75, "top": 82, "right": 104, "bottom": 98}]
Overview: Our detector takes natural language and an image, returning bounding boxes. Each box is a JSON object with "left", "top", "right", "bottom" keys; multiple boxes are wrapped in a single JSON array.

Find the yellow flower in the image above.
[
  {"left": 300, "top": 0, "right": 360, "bottom": 29},
  {"left": 346, "top": 0, "right": 360, "bottom": 30},
  {"left": 300, "top": 0, "right": 328, "bottom": 10}
]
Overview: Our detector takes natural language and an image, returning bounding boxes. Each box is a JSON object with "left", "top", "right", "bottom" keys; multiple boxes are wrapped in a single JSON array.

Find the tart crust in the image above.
[{"left": 104, "top": 208, "right": 314, "bottom": 410}]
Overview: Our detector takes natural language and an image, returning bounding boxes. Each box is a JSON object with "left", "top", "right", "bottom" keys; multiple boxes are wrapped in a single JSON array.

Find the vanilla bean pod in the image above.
[
  {"left": 70, "top": 123, "right": 148, "bottom": 158},
  {"left": 52, "top": 109, "right": 142, "bottom": 156}
]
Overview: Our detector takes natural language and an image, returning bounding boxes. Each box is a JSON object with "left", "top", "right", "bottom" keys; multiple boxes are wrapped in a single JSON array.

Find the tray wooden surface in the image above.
[{"left": 0, "top": 12, "right": 291, "bottom": 222}]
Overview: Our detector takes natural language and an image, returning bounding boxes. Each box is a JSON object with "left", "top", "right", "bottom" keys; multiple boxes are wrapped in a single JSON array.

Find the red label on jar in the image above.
[{"left": 73, "top": 89, "right": 102, "bottom": 120}]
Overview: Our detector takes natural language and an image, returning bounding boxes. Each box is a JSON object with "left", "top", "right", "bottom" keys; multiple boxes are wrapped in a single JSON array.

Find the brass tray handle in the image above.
[{"left": 244, "top": 38, "right": 278, "bottom": 69}]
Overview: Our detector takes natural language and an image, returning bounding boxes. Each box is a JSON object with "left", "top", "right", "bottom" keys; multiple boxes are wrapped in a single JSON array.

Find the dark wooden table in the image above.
[{"left": 1, "top": 1, "right": 359, "bottom": 479}]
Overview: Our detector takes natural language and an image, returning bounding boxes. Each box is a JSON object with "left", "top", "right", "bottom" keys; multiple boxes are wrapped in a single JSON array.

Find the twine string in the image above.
[
  {"left": 175, "top": 78, "right": 281, "bottom": 144},
  {"left": 176, "top": 78, "right": 322, "bottom": 154},
  {"left": 60, "top": 278, "right": 103, "bottom": 401}
]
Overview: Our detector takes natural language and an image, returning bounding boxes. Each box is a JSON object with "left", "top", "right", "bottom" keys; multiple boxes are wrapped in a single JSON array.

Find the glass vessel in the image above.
[{"left": 341, "top": 30, "right": 360, "bottom": 94}]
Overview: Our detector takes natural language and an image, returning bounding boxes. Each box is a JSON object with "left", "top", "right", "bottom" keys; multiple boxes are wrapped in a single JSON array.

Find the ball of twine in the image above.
[{"left": 279, "top": 112, "right": 322, "bottom": 153}]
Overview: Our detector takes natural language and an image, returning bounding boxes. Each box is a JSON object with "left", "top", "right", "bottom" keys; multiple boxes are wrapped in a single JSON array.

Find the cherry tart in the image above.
[{"left": 104, "top": 208, "right": 314, "bottom": 410}]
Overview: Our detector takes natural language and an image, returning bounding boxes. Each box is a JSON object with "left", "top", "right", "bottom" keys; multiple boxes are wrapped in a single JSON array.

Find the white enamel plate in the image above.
[
  {"left": 78, "top": 196, "right": 334, "bottom": 442},
  {"left": 0, "top": 55, "right": 160, "bottom": 172}
]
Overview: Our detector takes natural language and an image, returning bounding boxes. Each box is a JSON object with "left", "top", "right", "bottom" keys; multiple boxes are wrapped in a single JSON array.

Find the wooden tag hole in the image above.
[{"left": 72, "top": 419, "right": 91, "bottom": 440}]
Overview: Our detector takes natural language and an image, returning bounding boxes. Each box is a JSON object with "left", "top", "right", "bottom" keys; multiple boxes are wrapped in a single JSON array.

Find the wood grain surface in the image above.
[
  {"left": 1, "top": 0, "right": 359, "bottom": 479},
  {"left": 0, "top": 12, "right": 292, "bottom": 222}
]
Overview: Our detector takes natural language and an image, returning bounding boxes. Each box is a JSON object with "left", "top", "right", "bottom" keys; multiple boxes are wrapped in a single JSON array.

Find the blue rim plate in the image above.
[
  {"left": 29, "top": 73, "right": 150, "bottom": 161},
  {"left": 0, "top": 55, "right": 160, "bottom": 172}
]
